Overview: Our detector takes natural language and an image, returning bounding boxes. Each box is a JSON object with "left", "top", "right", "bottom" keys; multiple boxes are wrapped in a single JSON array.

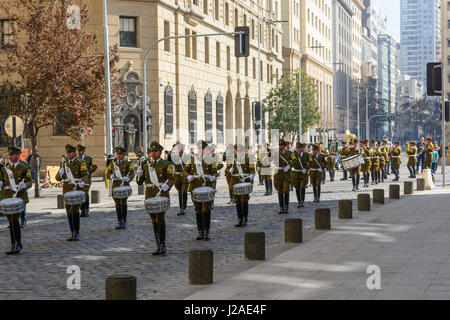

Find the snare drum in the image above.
[
  {"left": 64, "top": 190, "right": 86, "bottom": 205},
  {"left": 112, "top": 186, "right": 132, "bottom": 199},
  {"left": 0, "top": 198, "right": 25, "bottom": 216},
  {"left": 145, "top": 197, "right": 170, "bottom": 214},
  {"left": 233, "top": 182, "right": 253, "bottom": 195},
  {"left": 341, "top": 154, "right": 364, "bottom": 170},
  {"left": 192, "top": 186, "right": 216, "bottom": 203}
]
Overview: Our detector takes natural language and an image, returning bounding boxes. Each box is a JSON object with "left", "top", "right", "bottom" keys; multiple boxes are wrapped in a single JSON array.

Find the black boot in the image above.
[
  {"left": 295, "top": 188, "right": 301, "bottom": 207},
  {"left": 177, "top": 193, "right": 184, "bottom": 216},
  {"left": 317, "top": 185, "right": 321, "bottom": 202},
  {"left": 352, "top": 176, "right": 356, "bottom": 191},
  {"left": 235, "top": 203, "right": 243, "bottom": 227},
  {"left": 242, "top": 202, "right": 248, "bottom": 226},
  {"left": 195, "top": 213, "right": 204, "bottom": 240},
  {"left": 182, "top": 192, "right": 187, "bottom": 214},
  {"left": 300, "top": 188, "right": 306, "bottom": 207},
  {"left": 313, "top": 186, "right": 317, "bottom": 202},
  {"left": 413, "top": 167, "right": 417, "bottom": 178},
  {"left": 278, "top": 193, "right": 284, "bottom": 214},
  {"left": 73, "top": 212, "right": 80, "bottom": 241},
  {"left": 264, "top": 180, "right": 269, "bottom": 196},
  {"left": 115, "top": 206, "right": 123, "bottom": 229},
  {"left": 152, "top": 224, "right": 161, "bottom": 255},
  {"left": 269, "top": 180, "right": 273, "bottom": 195},
  {"left": 381, "top": 170, "right": 384, "bottom": 183},
  {"left": 356, "top": 175, "right": 360, "bottom": 190},
  {"left": 20, "top": 212, "right": 27, "bottom": 228},
  {"left": 67, "top": 214, "right": 75, "bottom": 241},
  {"left": 122, "top": 206, "right": 128, "bottom": 229},
  {"left": 284, "top": 193, "right": 289, "bottom": 214},
  {"left": 8, "top": 219, "right": 22, "bottom": 254},
  {"left": 228, "top": 189, "right": 234, "bottom": 204},
  {"left": 407, "top": 167, "right": 413, "bottom": 178},
  {"left": 204, "top": 211, "right": 211, "bottom": 241},
  {"left": 159, "top": 223, "right": 167, "bottom": 255}
]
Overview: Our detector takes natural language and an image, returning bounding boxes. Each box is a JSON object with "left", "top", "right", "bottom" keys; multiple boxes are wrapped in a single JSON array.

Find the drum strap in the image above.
[
  {"left": 313, "top": 156, "right": 321, "bottom": 168},
  {"left": 4, "top": 166, "right": 18, "bottom": 193},
  {"left": 113, "top": 162, "right": 123, "bottom": 180},
  {"left": 295, "top": 153, "right": 304, "bottom": 170},
  {"left": 148, "top": 164, "right": 159, "bottom": 185},
  {"left": 64, "top": 162, "right": 77, "bottom": 185},
  {"left": 236, "top": 160, "right": 245, "bottom": 177},
  {"left": 195, "top": 157, "right": 205, "bottom": 178}
]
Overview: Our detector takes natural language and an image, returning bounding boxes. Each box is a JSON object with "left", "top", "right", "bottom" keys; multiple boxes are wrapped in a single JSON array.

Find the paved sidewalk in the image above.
[{"left": 185, "top": 187, "right": 450, "bottom": 300}]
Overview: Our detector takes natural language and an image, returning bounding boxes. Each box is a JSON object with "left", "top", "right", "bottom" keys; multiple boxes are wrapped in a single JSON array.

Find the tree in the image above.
[
  {"left": 263, "top": 70, "right": 320, "bottom": 143},
  {"left": 0, "top": 0, "right": 120, "bottom": 197}
]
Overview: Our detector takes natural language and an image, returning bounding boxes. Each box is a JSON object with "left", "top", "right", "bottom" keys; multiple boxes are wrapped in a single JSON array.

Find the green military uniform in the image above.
[
  {"left": 382, "top": 140, "right": 390, "bottom": 178},
  {"left": 273, "top": 140, "right": 291, "bottom": 214},
  {"left": 170, "top": 142, "right": 190, "bottom": 215},
  {"left": 0, "top": 146, "right": 32, "bottom": 254},
  {"left": 137, "top": 141, "right": 174, "bottom": 255},
  {"left": 290, "top": 142, "right": 310, "bottom": 207},
  {"left": 370, "top": 140, "right": 380, "bottom": 185},
  {"left": 424, "top": 138, "right": 434, "bottom": 169},
  {"left": 391, "top": 142, "right": 402, "bottom": 181},
  {"left": 260, "top": 144, "right": 273, "bottom": 196},
  {"left": 230, "top": 145, "right": 255, "bottom": 227},
  {"left": 360, "top": 140, "right": 373, "bottom": 188},
  {"left": 209, "top": 145, "right": 223, "bottom": 210},
  {"left": 339, "top": 142, "right": 350, "bottom": 180},
  {"left": 320, "top": 146, "right": 330, "bottom": 184},
  {"left": 77, "top": 145, "right": 98, "bottom": 217},
  {"left": 223, "top": 144, "right": 235, "bottom": 203},
  {"left": 406, "top": 141, "right": 418, "bottom": 178},
  {"left": 105, "top": 146, "right": 135, "bottom": 229},
  {"left": 309, "top": 144, "right": 327, "bottom": 202},
  {"left": 0, "top": 160, "right": 4, "bottom": 201},
  {"left": 347, "top": 140, "right": 362, "bottom": 191},
  {"left": 377, "top": 141, "right": 386, "bottom": 183},
  {"left": 55, "top": 144, "right": 90, "bottom": 241},
  {"left": 327, "top": 151, "right": 337, "bottom": 182},
  {"left": 182, "top": 140, "right": 218, "bottom": 240}
]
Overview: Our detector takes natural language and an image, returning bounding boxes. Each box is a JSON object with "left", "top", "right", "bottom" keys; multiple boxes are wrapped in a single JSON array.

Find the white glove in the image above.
[
  {"left": 318, "top": 168, "right": 323, "bottom": 173},
  {"left": 161, "top": 183, "right": 170, "bottom": 192},
  {"left": 59, "top": 168, "right": 65, "bottom": 177},
  {"left": 302, "top": 169, "right": 307, "bottom": 174},
  {"left": 110, "top": 174, "right": 115, "bottom": 180},
  {"left": 283, "top": 165, "right": 291, "bottom": 172},
  {"left": 136, "top": 167, "right": 143, "bottom": 175},
  {"left": 0, "top": 181, "right": 3, "bottom": 188},
  {"left": 210, "top": 176, "right": 216, "bottom": 182},
  {"left": 229, "top": 167, "right": 234, "bottom": 174},
  {"left": 249, "top": 174, "right": 255, "bottom": 181},
  {"left": 78, "top": 182, "right": 86, "bottom": 188},
  {"left": 187, "top": 175, "right": 193, "bottom": 183},
  {"left": 122, "top": 177, "right": 130, "bottom": 183},
  {"left": 18, "top": 181, "right": 27, "bottom": 190}
]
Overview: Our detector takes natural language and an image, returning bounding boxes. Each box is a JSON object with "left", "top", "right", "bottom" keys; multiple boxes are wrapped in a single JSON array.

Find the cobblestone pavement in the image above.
[{"left": 0, "top": 160, "right": 439, "bottom": 299}]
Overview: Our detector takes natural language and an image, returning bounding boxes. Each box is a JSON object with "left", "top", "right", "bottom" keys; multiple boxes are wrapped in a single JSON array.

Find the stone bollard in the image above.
[
  {"left": 417, "top": 178, "right": 426, "bottom": 191},
  {"left": 404, "top": 181, "right": 413, "bottom": 195},
  {"left": 189, "top": 249, "right": 214, "bottom": 285},
  {"left": 338, "top": 200, "right": 352, "bottom": 219},
  {"left": 245, "top": 232, "right": 265, "bottom": 261},
  {"left": 57, "top": 194, "right": 65, "bottom": 209},
  {"left": 373, "top": 189, "right": 385, "bottom": 204},
  {"left": 138, "top": 184, "right": 144, "bottom": 195},
  {"left": 389, "top": 184, "right": 400, "bottom": 199},
  {"left": 91, "top": 190, "right": 100, "bottom": 204},
  {"left": 105, "top": 275, "right": 137, "bottom": 300},
  {"left": 357, "top": 194, "right": 370, "bottom": 211},
  {"left": 315, "top": 208, "right": 331, "bottom": 230},
  {"left": 284, "top": 219, "right": 302, "bottom": 243}
]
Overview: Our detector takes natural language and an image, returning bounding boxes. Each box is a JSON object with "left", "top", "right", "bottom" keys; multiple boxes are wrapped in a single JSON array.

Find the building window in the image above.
[
  {"left": 192, "top": 31, "right": 197, "bottom": 60},
  {"left": 204, "top": 90, "right": 213, "bottom": 143},
  {"left": 164, "top": 85, "right": 174, "bottom": 134},
  {"left": 251, "top": 19, "right": 255, "bottom": 40},
  {"left": 188, "top": 87, "right": 197, "bottom": 144},
  {"left": 185, "top": 29, "right": 191, "bottom": 57},
  {"left": 216, "top": 93, "right": 224, "bottom": 145},
  {"left": 0, "top": 19, "right": 13, "bottom": 49},
  {"left": 216, "top": 41, "right": 221, "bottom": 67},
  {"left": 227, "top": 46, "right": 231, "bottom": 70},
  {"left": 164, "top": 21, "right": 170, "bottom": 52},
  {"left": 53, "top": 111, "right": 67, "bottom": 136},
  {"left": 204, "top": 0, "right": 208, "bottom": 14},
  {"left": 205, "top": 37, "right": 210, "bottom": 64},
  {"left": 215, "top": 0, "right": 219, "bottom": 20},
  {"left": 225, "top": 2, "right": 229, "bottom": 25},
  {"left": 119, "top": 17, "right": 137, "bottom": 47},
  {"left": 234, "top": 8, "right": 238, "bottom": 26}
]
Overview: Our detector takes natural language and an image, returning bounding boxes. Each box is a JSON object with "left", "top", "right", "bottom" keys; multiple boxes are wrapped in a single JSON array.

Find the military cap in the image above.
[
  {"left": 149, "top": 140, "right": 163, "bottom": 152},
  {"left": 173, "top": 141, "right": 185, "bottom": 149},
  {"left": 353, "top": 139, "right": 359, "bottom": 143},
  {"left": 382, "top": 139, "right": 387, "bottom": 143},
  {"left": 76, "top": 144, "right": 86, "bottom": 151},
  {"left": 394, "top": 141, "right": 400, "bottom": 144},
  {"left": 115, "top": 146, "right": 126, "bottom": 154},
  {"left": 409, "top": 141, "right": 416, "bottom": 145},
  {"left": 426, "top": 137, "right": 432, "bottom": 141},
  {"left": 371, "top": 139, "right": 376, "bottom": 144},
  {"left": 198, "top": 140, "right": 208, "bottom": 149},
  {"left": 8, "top": 145, "right": 21, "bottom": 155},
  {"left": 341, "top": 140, "right": 347, "bottom": 144},
  {"left": 377, "top": 140, "right": 382, "bottom": 144},
  {"left": 65, "top": 144, "right": 76, "bottom": 153},
  {"left": 279, "top": 140, "right": 287, "bottom": 146},
  {"left": 296, "top": 142, "right": 306, "bottom": 148},
  {"left": 312, "top": 144, "right": 320, "bottom": 151}
]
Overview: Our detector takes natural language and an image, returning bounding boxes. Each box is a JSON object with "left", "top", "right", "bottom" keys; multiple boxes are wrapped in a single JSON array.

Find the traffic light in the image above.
[
  {"left": 427, "top": 62, "right": 441, "bottom": 96},
  {"left": 445, "top": 101, "right": 450, "bottom": 122},
  {"left": 234, "top": 26, "right": 250, "bottom": 57}
]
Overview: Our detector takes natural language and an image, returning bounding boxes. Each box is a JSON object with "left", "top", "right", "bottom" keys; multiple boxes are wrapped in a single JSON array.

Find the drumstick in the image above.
[
  {"left": 12, "top": 179, "right": 25, "bottom": 199},
  {"left": 155, "top": 179, "right": 169, "bottom": 198}
]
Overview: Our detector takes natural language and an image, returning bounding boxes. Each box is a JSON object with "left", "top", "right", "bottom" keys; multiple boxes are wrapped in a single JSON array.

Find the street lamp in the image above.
[{"left": 102, "top": 0, "right": 113, "bottom": 155}]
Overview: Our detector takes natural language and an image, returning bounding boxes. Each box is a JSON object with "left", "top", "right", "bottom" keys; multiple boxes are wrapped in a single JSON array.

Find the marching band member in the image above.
[
  {"left": 76, "top": 144, "right": 97, "bottom": 217},
  {"left": 0, "top": 146, "right": 32, "bottom": 254},
  {"left": 208, "top": 144, "right": 223, "bottom": 210},
  {"left": 382, "top": 140, "right": 390, "bottom": 179},
  {"left": 182, "top": 140, "right": 218, "bottom": 241},
  {"left": 360, "top": 140, "right": 373, "bottom": 188},
  {"left": 230, "top": 144, "right": 255, "bottom": 227},
  {"left": 327, "top": 148, "right": 337, "bottom": 182},
  {"left": 274, "top": 140, "right": 291, "bottom": 214},
  {"left": 391, "top": 141, "right": 402, "bottom": 181},
  {"left": 348, "top": 139, "right": 362, "bottom": 191},
  {"left": 55, "top": 144, "right": 89, "bottom": 241},
  {"left": 424, "top": 137, "right": 434, "bottom": 170},
  {"left": 106, "top": 147, "right": 135, "bottom": 230},
  {"left": 339, "top": 141, "right": 349, "bottom": 181},
  {"left": 223, "top": 144, "right": 235, "bottom": 204},
  {"left": 260, "top": 143, "right": 273, "bottom": 196},
  {"left": 320, "top": 143, "right": 330, "bottom": 184},
  {"left": 370, "top": 140, "right": 380, "bottom": 185},
  {"left": 137, "top": 141, "right": 174, "bottom": 255},
  {"left": 377, "top": 141, "right": 385, "bottom": 183},
  {"left": 170, "top": 142, "right": 190, "bottom": 216},
  {"left": 290, "top": 142, "right": 310, "bottom": 208},
  {"left": 406, "top": 141, "right": 418, "bottom": 178},
  {"left": 309, "top": 144, "right": 327, "bottom": 202}
]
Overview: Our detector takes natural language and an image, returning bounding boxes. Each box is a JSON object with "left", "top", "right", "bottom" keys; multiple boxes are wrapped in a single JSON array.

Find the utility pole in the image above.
[
  {"left": 103, "top": 0, "right": 113, "bottom": 155},
  {"left": 298, "top": 1, "right": 302, "bottom": 143},
  {"left": 441, "top": 0, "right": 447, "bottom": 187},
  {"left": 366, "top": 86, "right": 369, "bottom": 141},
  {"left": 346, "top": 77, "right": 350, "bottom": 132},
  {"left": 357, "top": 81, "right": 360, "bottom": 140}
]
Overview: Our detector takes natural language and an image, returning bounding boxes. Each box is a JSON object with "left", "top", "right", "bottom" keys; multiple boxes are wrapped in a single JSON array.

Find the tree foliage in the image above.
[{"left": 263, "top": 70, "right": 320, "bottom": 142}]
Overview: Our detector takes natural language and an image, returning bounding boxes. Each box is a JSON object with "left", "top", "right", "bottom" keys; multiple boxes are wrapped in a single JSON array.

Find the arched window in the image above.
[
  {"left": 216, "top": 92, "right": 224, "bottom": 145},
  {"left": 204, "top": 89, "right": 213, "bottom": 144},
  {"left": 188, "top": 86, "right": 197, "bottom": 144},
  {"left": 164, "top": 85, "right": 173, "bottom": 135}
]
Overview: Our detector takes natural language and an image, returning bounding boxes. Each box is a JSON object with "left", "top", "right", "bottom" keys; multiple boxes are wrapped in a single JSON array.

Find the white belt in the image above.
[
  {"left": 63, "top": 178, "right": 81, "bottom": 183},
  {"left": 310, "top": 168, "right": 321, "bottom": 171},
  {"left": 408, "top": 155, "right": 417, "bottom": 158},
  {"left": 146, "top": 183, "right": 162, "bottom": 187},
  {"left": 392, "top": 156, "right": 401, "bottom": 158},
  {"left": 363, "top": 158, "right": 371, "bottom": 160},
  {"left": 3, "top": 186, "right": 17, "bottom": 190},
  {"left": 174, "top": 172, "right": 183, "bottom": 175},
  {"left": 275, "top": 167, "right": 289, "bottom": 170},
  {"left": 193, "top": 174, "right": 211, "bottom": 178}
]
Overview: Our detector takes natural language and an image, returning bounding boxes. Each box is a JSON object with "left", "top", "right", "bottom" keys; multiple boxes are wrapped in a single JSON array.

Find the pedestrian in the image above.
[
  {"left": 27, "top": 149, "right": 42, "bottom": 181},
  {"left": 424, "top": 137, "right": 434, "bottom": 170},
  {"left": 432, "top": 146, "right": 439, "bottom": 174},
  {"left": 416, "top": 137, "right": 426, "bottom": 172}
]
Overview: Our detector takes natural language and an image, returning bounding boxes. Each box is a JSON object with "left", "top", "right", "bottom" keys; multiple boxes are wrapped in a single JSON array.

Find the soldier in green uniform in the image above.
[
  {"left": 377, "top": 140, "right": 386, "bottom": 183},
  {"left": 169, "top": 142, "right": 190, "bottom": 215},
  {"left": 223, "top": 144, "right": 235, "bottom": 204},
  {"left": 339, "top": 141, "right": 349, "bottom": 180},
  {"left": 256, "top": 145, "right": 264, "bottom": 186},
  {"left": 273, "top": 140, "right": 291, "bottom": 214},
  {"left": 424, "top": 137, "right": 434, "bottom": 169},
  {"left": 76, "top": 145, "right": 98, "bottom": 217},
  {"left": 391, "top": 141, "right": 402, "bottom": 181},
  {"left": 370, "top": 140, "right": 380, "bottom": 185},
  {"left": 230, "top": 144, "right": 256, "bottom": 227},
  {"left": 290, "top": 142, "right": 310, "bottom": 208},
  {"left": 208, "top": 144, "right": 223, "bottom": 210},
  {"left": 260, "top": 143, "right": 273, "bottom": 196},
  {"left": 382, "top": 140, "right": 390, "bottom": 179},
  {"left": 0, "top": 146, "right": 33, "bottom": 254},
  {"left": 320, "top": 143, "right": 330, "bottom": 184},
  {"left": 55, "top": 144, "right": 89, "bottom": 241},
  {"left": 0, "top": 154, "right": 4, "bottom": 201},
  {"left": 309, "top": 144, "right": 327, "bottom": 202},
  {"left": 406, "top": 141, "right": 418, "bottom": 178},
  {"left": 360, "top": 140, "right": 373, "bottom": 188},
  {"left": 347, "top": 139, "right": 362, "bottom": 191},
  {"left": 106, "top": 146, "right": 135, "bottom": 230},
  {"left": 327, "top": 149, "right": 337, "bottom": 182},
  {"left": 137, "top": 141, "right": 174, "bottom": 255},
  {"left": 182, "top": 140, "right": 218, "bottom": 241}
]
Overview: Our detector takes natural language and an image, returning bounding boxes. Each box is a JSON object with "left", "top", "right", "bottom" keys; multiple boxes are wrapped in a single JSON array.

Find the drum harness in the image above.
[
  {"left": 310, "top": 155, "right": 322, "bottom": 172},
  {"left": 61, "top": 156, "right": 90, "bottom": 190},
  {"left": 194, "top": 156, "right": 213, "bottom": 187},
  {"left": 275, "top": 152, "right": 290, "bottom": 172},
  {"left": 3, "top": 165, "right": 24, "bottom": 197},
  {"left": 112, "top": 160, "right": 130, "bottom": 187},
  {"left": 291, "top": 152, "right": 306, "bottom": 174},
  {"left": 231, "top": 157, "right": 251, "bottom": 183}
]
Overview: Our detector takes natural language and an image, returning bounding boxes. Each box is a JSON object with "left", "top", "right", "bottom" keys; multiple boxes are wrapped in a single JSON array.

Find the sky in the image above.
[{"left": 372, "top": 0, "right": 401, "bottom": 42}]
